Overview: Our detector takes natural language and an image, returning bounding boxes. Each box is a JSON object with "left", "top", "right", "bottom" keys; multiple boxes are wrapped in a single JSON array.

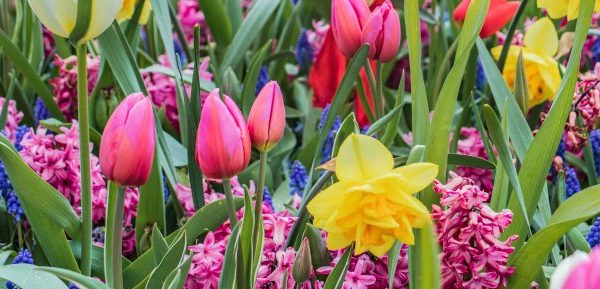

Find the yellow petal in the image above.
[
  {"left": 327, "top": 232, "right": 353, "bottom": 251},
  {"left": 307, "top": 181, "right": 354, "bottom": 221},
  {"left": 537, "top": 0, "right": 570, "bottom": 19},
  {"left": 81, "top": 0, "right": 123, "bottom": 43},
  {"left": 335, "top": 134, "right": 394, "bottom": 182},
  {"left": 367, "top": 236, "right": 395, "bottom": 257},
  {"left": 524, "top": 17, "right": 558, "bottom": 57},
  {"left": 392, "top": 163, "right": 438, "bottom": 193},
  {"left": 28, "top": 0, "right": 77, "bottom": 38},
  {"left": 567, "top": 0, "right": 579, "bottom": 21}
]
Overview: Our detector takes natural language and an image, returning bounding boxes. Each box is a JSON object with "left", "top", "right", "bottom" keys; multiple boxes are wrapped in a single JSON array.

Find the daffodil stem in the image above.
[
  {"left": 254, "top": 151, "right": 268, "bottom": 220},
  {"left": 105, "top": 182, "right": 125, "bottom": 289},
  {"left": 77, "top": 44, "right": 92, "bottom": 277},
  {"left": 223, "top": 179, "right": 238, "bottom": 228}
]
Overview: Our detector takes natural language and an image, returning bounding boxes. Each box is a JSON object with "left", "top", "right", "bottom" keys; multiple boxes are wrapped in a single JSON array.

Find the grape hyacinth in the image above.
[
  {"left": 6, "top": 249, "right": 33, "bottom": 289},
  {"left": 565, "top": 166, "right": 581, "bottom": 198},
  {"left": 263, "top": 186, "right": 274, "bottom": 209},
  {"left": 319, "top": 104, "right": 341, "bottom": 163},
  {"left": 590, "top": 129, "right": 600, "bottom": 175},
  {"left": 33, "top": 97, "right": 50, "bottom": 124},
  {"left": 256, "top": 66, "right": 270, "bottom": 95},
  {"left": 296, "top": 30, "right": 314, "bottom": 72},
  {"left": 475, "top": 60, "right": 486, "bottom": 92},
  {"left": 432, "top": 173, "right": 518, "bottom": 289},
  {"left": 593, "top": 37, "right": 600, "bottom": 65},
  {"left": 289, "top": 160, "right": 307, "bottom": 196},
  {"left": 586, "top": 217, "right": 600, "bottom": 248}
]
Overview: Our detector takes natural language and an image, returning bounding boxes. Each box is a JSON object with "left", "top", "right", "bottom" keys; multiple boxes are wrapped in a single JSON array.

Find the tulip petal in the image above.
[
  {"left": 335, "top": 134, "right": 394, "bottom": 182},
  {"left": 479, "top": 0, "right": 519, "bottom": 38},
  {"left": 392, "top": 163, "right": 438, "bottom": 193},
  {"left": 550, "top": 251, "right": 589, "bottom": 289},
  {"left": 524, "top": 17, "right": 558, "bottom": 57},
  {"left": 28, "top": 0, "right": 77, "bottom": 38},
  {"left": 81, "top": 0, "right": 123, "bottom": 42}
]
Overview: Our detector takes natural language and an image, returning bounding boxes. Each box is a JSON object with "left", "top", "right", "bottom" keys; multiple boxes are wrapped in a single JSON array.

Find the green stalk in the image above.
[
  {"left": 253, "top": 151, "right": 268, "bottom": 221},
  {"left": 105, "top": 182, "right": 125, "bottom": 289},
  {"left": 364, "top": 61, "right": 381, "bottom": 118},
  {"left": 497, "top": 0, "right": 529, "bottom": 71},
  {"left": 77, "top": 44, "right": 92, "bottom": 276},
  {"left": 376, "top": 61, "right": 385, "bottom": 115},
  {"left": 222, "top": 179, "right": 238, "bottom": 227}
]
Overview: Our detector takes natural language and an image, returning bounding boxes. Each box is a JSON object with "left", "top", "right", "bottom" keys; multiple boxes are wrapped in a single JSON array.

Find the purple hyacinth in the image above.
[
  {"left": 0, "top": 162, "right": 22, "bottom": 222},
  {"left": 319, "top": 104, "right": 341, "bottom": 163},
  {"left": 565, "top": 166, "right": 581, "bottom": 198},
  {"left": 262, "top": 186, "right": 273, "bottom": 208},
  {"left": 587, "top": 217, "right": 600, "bottom": 248},
  {"left": 289, "top": 161, "right": 307, "bottom": 196},
  {"left": 33, "top": 97, "right": 50, "bottom": 124},
  {"left": 6, "top": 249, "right": 33, "bottom": 289},
  {"left": 593, "top": 37, "right": 600, "bottom": 65},
  {"left": 256, "top": 66, "right": 269, "bottom": 95},
  {"left": 590, "top": 130, "right": 600, "bottom": 175},
  {"left": 475, "top": 60, "right": 486, "bottom": 92},
  {"left": 295, "top": 30, "right": 314, "bottom": 72}
]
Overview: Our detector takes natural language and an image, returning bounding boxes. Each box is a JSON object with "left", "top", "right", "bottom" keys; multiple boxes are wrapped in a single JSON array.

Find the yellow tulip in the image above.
[
  {"left": 307, "top": 134, "right": 438, "bottom": 256},
  {"left": 117, "top": 0, "right": 152, "bottom": 25},
  {"left": 491, "top": 17, "right": 562, "bottom": 108},
  {"left": 28, "top": 0, "right": 123, "bottom": 44},
  {"left": 538, "top": 0, "right": 600, "bottom": 21}
]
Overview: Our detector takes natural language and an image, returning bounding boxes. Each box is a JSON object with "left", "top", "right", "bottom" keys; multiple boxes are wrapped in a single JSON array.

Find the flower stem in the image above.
[
  {"left": 364, "top": 61, "right": 381, "bottom": 118},
  {"left": 253, "top": 151, "right": 268, "bottom": 221},
  {"left": 77, "top": 44, "right": 92, "bottom": 276},
  {"left": 376, "top": 61, "right": 385, "bottom": 116},
  {"left": 104, "top": 182, "right": 125, "bottom": 289},
  {"left": 222, "top": 179, "right": 238, "bottom": 228}
]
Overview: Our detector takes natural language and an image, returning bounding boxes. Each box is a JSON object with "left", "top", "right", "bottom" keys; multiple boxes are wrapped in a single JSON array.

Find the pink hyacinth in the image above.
[
  {"left": 143, "top": 55, "right": 212, "bottom": 131},
  {"left": 432, "top": 173, "right": 518, "bottom": 289},
  {"left": 49, "top": 55, "right": 100, "bottom": 121},
  {"left": 0, "top": 97, "right": 24, "bottom": 143},
  {"left": 456, "top": 128, "right": 494, "bottom": 193},
  {"left": 177, "top": 0, "right": 254, "bottom": 43}
]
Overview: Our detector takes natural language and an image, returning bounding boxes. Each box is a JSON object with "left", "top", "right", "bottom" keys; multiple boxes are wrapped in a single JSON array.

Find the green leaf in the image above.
[
  {"left": 197, "top": 0, "right": 233, "bottom": 48},
  {"left": 137, "top": 153, "right": 166, "bottom": 252},
  {"left": 323, "top": 246, "right": 353, "bottom": 289},
  {"left": 387, "top": 242, "right": 402, "bottom": 289},
  {"left": 0, "top": 140, "right": 80, "bottom": 271},
  {"left": 513, "top": 52, "right": 529, "bottom": 114},
  {"left": 0, "top": 30, "right": 65, "bottom": 121},
  {"left": 68, "top": 241, "right": 132, "bottom": 280},
  {"left": 240, "top": 40, "right": 272, "bottom": 116},
  {"left": 501, "top": 1, "right": 594, "bottom": 249},
  {"left": 365, "top": 104, "right": 404, "bottom": 136},
  {"left": 381, "top": 72, "right": 406, "bottom": 147},
  {"left": 507, "top": 185, "right": 600, "bottom": 288},
  {"left": 37, "top": 267, "right": 111, "bottom": 289},
  {"left": 219, "top": 223, "right": 242, "bottom": 289},
  {"left": 423, "top": 0, "right": 490, "bottom": 207},
  {"left": 151, "top": 224, "right": 169, "bottom": 265},
  {"left": 220, "top": 0, "right": 281, "bottom": 73},
  {"left": 302, "top": 225, "right": 331, "bottom": 270},
  {"left": 333, "top": 114, "right": 359, "bottom": 158},
  {"left": 0, "top": 264, "right": 68, "bottom": 289},
  {"left": 240, "top": 189, "right": 255, "bottom": 288},
  {"left": 447, "top": 154, "right": 495, "bottom": 169},
  {"left": 404, "top": 0, "right": 430, "bottom": 145},
  {"left": 145, "top": 233, "right": 187, "bottom": 289},
  {"left": 123, "top": 198, "right": 245, "bottom": 289}
]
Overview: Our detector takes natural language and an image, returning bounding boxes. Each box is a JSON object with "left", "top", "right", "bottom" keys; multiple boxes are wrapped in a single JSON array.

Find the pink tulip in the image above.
[
  {"left": 361, "top": 0, "right": 401, "bottom": 62},
  {"left": 331, "top": 0, "right": 370, "bottom": 58},
  {"left": 196, "top": 90, "right": 251, "bottom": 180},
  {"left": 248, "top": 81, "right": 286, "bottom": 152},
  {"left": 550, "top": 248, "right": 600, "bottom": 289},
  {"left": 99, "top": 93, "right": 156, "bottom": 187}
]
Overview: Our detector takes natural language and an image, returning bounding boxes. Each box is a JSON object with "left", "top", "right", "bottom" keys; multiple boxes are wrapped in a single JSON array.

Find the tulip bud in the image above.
[
  {"left": 361, "top": 0, "right": 401, "bottom": 62},
  {"left": 117, "top": 0, "right": 152, "bottom": 25},
  {"left": 28, "top": 0, "right": 123, "bottom": 44},
  {"left": 248, "top": 81, "right": 286, "bottom": 152},
  {"left": 292, "top": 238, "right": 313, "bottom": 283},
  {"left": 453, "top": 0, "right": 519, "bottom": 38},
  {"left": 196, "top": 90, "right": 251, "bottom": 180},
  {"left": 331, "top": 0, "right": 370, "bottom": 58},
  {"left": 99, "top": 93, "right": 156, "bottom": 187}
]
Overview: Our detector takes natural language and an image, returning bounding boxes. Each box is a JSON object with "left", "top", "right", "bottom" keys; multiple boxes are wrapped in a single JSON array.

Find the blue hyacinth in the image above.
[
  {"left": 68, "top": 284, "right": 80, "bottom": 289},
  {"left": 587, "top": 217, "right": 600, "bottom": 248},
  {"left": 592, "top": 37, "right": 600, "bottom": 65},
  {"left": 590, "top": 130, "right": 600, "bottom": 175},
  {"left": 0, "top": 162, "right": 23, "bottom": 222},
  {"left": 295, "top": 30, "right": 314, "bottom": 72},
  {"left": 162, "top": 175, "right": 169, "bottom": 204},
  {"left": 475, "top": 60, "right": 487, "bottom": 92},
  {"left": 565, "top": 166, "right": 581, "bottom": 198},
  {"left": 256, "top": 66, "right": 270, "bottom": 95},
  {"left": 14, "top": 125, "right": 29, "bottom": 152},
  {"left": 289, "top": 161, "right": 308, "bottom": 196},
  {"left": 262, "top": 186, "right": 273, "bottom": 208},
  {"left": 319, "top": 104, "right": 342, "bottom": 163},
  {"left": 173, "top": 40, "right": 188, "bottom": 65},
  {"left": 33, "top": 97, "right": 50, "bottom": 124},
  {"left": 6, "top": 249, "right": 33, "bottom": 289}
]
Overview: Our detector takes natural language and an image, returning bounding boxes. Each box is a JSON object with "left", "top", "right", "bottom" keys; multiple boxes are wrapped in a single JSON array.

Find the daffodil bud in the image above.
[
  {"left": 292, "top": 238, "right": 312, "bottom": 283},
  {"left": 28, "top": 0, "right": 123, "bottom": 44}
]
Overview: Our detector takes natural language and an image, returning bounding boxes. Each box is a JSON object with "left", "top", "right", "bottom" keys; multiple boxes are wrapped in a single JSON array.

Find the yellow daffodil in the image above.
[
  {"left": 28, "top": 0, "right": 123, "bottom": 44},
  {"left": 491, "top": 17, "right": 562, "bottom": 108},
  {"left": 307, "top": 134, "right": 438, "bottom": 256},
  {"left": 538, "top": 0, "right": 600, "bottom": 21},
  {"left": 117, "top": 0, "right": 152, "bottom": 25}
]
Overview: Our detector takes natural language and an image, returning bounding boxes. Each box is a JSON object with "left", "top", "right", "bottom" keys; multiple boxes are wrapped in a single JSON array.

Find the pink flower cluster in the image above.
[
  {"left": 181, "top": 182, "right": 409, "bottom": 289},
  {"left": 432, "top": 173, "right": 517, "bottom": 289},
  {"left": 143, "top": 55, "right": 212, "bottom": 131},
  {"left": 0, "top": 97, "right": 24, "bottom": 143},
  {"left": 177, "top": 0, "right": 253, "bottom": 43},
  {"left": 456, "top": 128, "right": 494, "bottom": 193},
  {"left": 49, "top": 55, "right": 100, "bottom": 121},
  {"left": 18, "top": 123, "right": 139, "bottom": 255}
]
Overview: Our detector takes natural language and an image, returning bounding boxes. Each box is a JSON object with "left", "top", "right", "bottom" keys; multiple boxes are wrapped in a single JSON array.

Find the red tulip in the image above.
[
  {"left": 361, "top": 0, "right": 401, "bottom": 62},
  {"left": 100, "top": 93, "right": 156, "bottom": 187},
  {"left": 331, "top": 0, "right": 370, "bottom": 58},
  {"left": 248, "top": 81, "right": 286, "bottom": 152},
  {"left": 196, "top": 90, "right": 251, "bottom": 180},
  {"left": 454, "top": 0, "right": 519, "bottom": 38}
]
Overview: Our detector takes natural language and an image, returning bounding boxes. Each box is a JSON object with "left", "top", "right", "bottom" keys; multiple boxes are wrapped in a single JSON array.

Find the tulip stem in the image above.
[
  {"left": 223, "top": 179, "right": 238, "bottom": 227},
  {"left": 376, "top": 61, "right": 385, "bottom": 115},
  {"left": 77, "top": 44, "right": 93, "bottom": 277},
  {"left": 254, "top": 151, "right": 267, "bottom": 220},
  {"left": 364, "top": 61, "right": 381, "bottom": 118},
  {"left": 105, "top": 182, "right": 125, "bottom": 289}
]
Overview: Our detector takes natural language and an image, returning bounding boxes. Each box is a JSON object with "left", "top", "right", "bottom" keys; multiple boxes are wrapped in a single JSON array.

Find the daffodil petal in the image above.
[
  {"left": 307, "top": 181, "right": 354, "bottom": 221},
  {"left": 335, "top": 134, "right": 394, "bottom": 182},
  {"left": 367, "top": 236, "right": 395, "bottom": 257},
  {"left": 327, "top": 232, "right": 353, "bottom": 251},
  {"left": 524, "top": 17, "right": 558, "bottom": 57},
  {"left": 392, "top": 163, "right": 439, "bottom": 193}
]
